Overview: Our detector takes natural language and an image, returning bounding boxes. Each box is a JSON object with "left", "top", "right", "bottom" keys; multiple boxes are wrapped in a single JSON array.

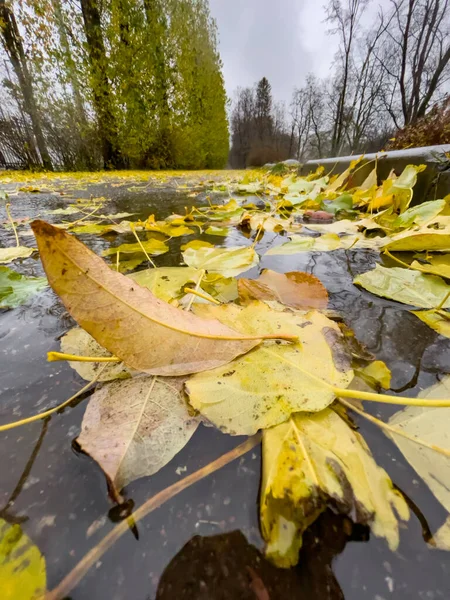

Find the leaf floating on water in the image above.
[
  {"left": 60, "top": 328, "right": 134, "bottom": 381},
  {"left": 204, "top": 226, "right": 229, "bottom": 236},
  {"left": 356, "top": 360, "right": 392, "bottom": 390},
  {"left": 388, "top": 377, "right": 450, "bottom": 521},
  {"left": 129, "top": 266, "right": 201, "bottom": 303},
  {"left": 186, "top": 303, "right": 353, "bottom": 434},
  {"left": 0, "top": 518, "right": 47, "bottom": 600},
  {"left": 182, "top": 245, "right": 259, "bottom": 277},
  {"left": 102, "top": 239, "right": 169, "bottom": 257},
  {"left": 265, "top": 233, "right": 342, "bottom": 255},
  {"left": 260, "top": 409, "right": 409, "bottom": 567},
  {"left": 354, "top": 265, "right": 450, "bottom": 308},
  {"left": 180, "top": 239, "right": 214, "bottom": 251},
  {"left": 383, "top": 218, "right": 450, "bottom": 252},
  {"left": 411, "top": 254, "right": 450, "bottom": 279},
  {"left": 238, "top": 269, "right": 328, "bottom": 310},
  {"left": 77, "top": 376, "right": 200, "bottom": 502},
  {"left": 411, "top": 310, "right": 450, "bottom": 338},
  {"left": 433, "top": 516, "right": 450, "bottom": 550},
  {"left": 0, "top": 246, "right": 35, "bottom": 264},
  {"left": 0, "top": 266, "right": 47, "bottom": 309},
  {"left": 31, "top": 220, "right": 260, "bottom": 375}
]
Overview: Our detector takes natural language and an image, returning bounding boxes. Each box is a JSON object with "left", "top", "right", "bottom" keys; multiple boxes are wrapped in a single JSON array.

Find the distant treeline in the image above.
[
  {"left": 230, "top": 0, "right": 450, "bottom": 168},
  {"left": 0, "top": 0, "right": 229, "bottom": 171}
]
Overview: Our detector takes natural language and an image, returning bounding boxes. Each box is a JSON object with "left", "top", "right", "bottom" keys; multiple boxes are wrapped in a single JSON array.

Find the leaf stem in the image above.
[
  {"left": 337, "top": 397, "right": 450, "bottom": 458},
  {"left": 129, "top": 222, "right": 157, "bottom": 268},
  {"left": 0, "top": 367, "right": 105, "bottom": 432},
  {"left": 46, "top": 434, "right": 261, "bottom": 600},
  {"left": 5, "top": 203, "right": 20, "bottom": 247},
  {"left": 47, "top": 351, "right": 121, "bottom": 363},
  {"left": 183, "top": 286, "right": 221, "bottom": 305},
  {"left": 185, "top": 270, "right": 205, "bottom": 311}
]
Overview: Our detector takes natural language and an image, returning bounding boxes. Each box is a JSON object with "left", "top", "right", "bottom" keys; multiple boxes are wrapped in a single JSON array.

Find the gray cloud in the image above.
[{"left": 208, "top": 0, "right": 338, "bottom": 104}]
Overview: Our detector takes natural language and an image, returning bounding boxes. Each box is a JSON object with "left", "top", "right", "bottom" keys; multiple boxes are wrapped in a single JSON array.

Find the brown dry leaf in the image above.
[
  {"left": 77, "top": 376, "right": 199, "bottom": 502},
  {"left": 31, "top": 220, "right": 259, "bottom": 376},
  {"left": 238, "top": 269, "right": 328, "bottom": 310}
]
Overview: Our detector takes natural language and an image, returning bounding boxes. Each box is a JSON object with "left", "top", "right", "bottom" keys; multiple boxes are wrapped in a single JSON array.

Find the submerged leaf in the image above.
[
  {"left": 182, "top": 245, "right": 259, "bottom": 277},
  {"left": 354, "top": 265, "right": 450, "bottom": 308},
  {"left": 261, "top": 409, "right": 408, "bottom": 567},
  {"left": 186, "top": 303, "right": 353, "bottom": 434},
  {"left": 0, "top": 519, "right": 47, "bottom": 599},
  {"left": 356, "top": 360, "right": 391, "bottom": 389},
  {"left": 32, "top": 220, "right": 259, "bottom": 376},
  {"left": 238, "top": 269, "right": 328, "bottom": 310},
  {"left": 0, "top": 246, "right": 35, "bottom": 264},
  {"left": 77, "top": 376, "right": 199, "bottom": 502},
  {"left": 0, "top": 266, "right": 47, "bottom": 309}
]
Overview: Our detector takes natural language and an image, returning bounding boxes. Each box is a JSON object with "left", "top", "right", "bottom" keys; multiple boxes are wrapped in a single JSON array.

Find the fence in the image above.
[{"left": 0, "top": 140, "right": 27, "bottom": 169}]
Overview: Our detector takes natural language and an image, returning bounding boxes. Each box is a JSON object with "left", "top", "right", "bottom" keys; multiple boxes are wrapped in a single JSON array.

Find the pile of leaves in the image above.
[{"left": 2, "top": 161, "right": 450, "bottom": 598}]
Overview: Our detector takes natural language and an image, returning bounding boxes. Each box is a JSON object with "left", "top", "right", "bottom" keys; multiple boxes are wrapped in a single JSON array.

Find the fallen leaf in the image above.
[
  {"left": 265, "top": 233, "right": 342, "bottom": 255},
  {"left": 182, "top": 245, "right": 259, "bottom": 277},
  {"left": 204, "top": 226, "right": 229, "bottom": 236},
  {"left": 238, "top": 269, "right": 328, "bottom": 310},
  {"left": 392, "top": 200, "right": 446, "bottom": 229},
  {"left": 354, "top": 265, "right": 450, "bottom": 308},
  {"left": 77, "top": 376, "right": 200, "bottom": 502},
  {"left": 388, "top": 377, "right": 450, "bottom": 532},
  {"left": 0, "top": 518, "right": 47, "bottom": 599},
  {"left": 0, "top": 266, "right": 47, "bottom": 309},
  {"left": 186, "top": 303, "right": 353, "bottom": 434},
  {"left": 355, "top": 360, "right": 391, "bottom": 389},
  {"left": 411, "top": 254, "right": 450, "bottom": 279},
  {"left": 129, "top": 266, "right": 201, "bottom": 303},
  {"left": 60, "top": 328, "right": 134, "bottom": 381},
  {"left": 180, "top": 239, "right": 214, "bottom": 251},
  {"left": 32, "top": 220, "right": 260, "bottom": 375},
  {"left": 433, "top": 516, "right": 450, "bottom": 550},
  {"left": 102, "top": 239, "right": 169, "bottom": 257},
  {"left": 261, "top": 409, "right": 408, "bottom": 567},
  {"left": 0, "top": 246, "right": 35, "bottom": 264},
  {"left": 383, "top": 218, "right": 450, "bottom": 252},
  {"left": 44, "top": 206, "right": 81, "bottom": 215},
  {"left": 411, "top": 309, "right": 450, "bottom": 338}
]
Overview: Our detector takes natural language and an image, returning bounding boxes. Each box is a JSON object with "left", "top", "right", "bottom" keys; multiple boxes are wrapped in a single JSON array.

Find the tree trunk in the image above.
[
  {"left": 0, "top": 0, "right": 53, "bottom": 170},
  {"left": 80, "top": 0, "right": 124, "bottom": 169}
]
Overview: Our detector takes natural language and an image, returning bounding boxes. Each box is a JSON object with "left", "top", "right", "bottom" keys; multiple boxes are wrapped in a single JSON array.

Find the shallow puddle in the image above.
[{"left": 0, "top": 177, "right": 449, "bottom": 599}]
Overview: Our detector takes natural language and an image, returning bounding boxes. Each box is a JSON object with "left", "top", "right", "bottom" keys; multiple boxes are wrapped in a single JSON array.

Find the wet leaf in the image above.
[
  {"left": 265, "top": 234, "right": 342, "bottom": 255},
  {"left": 32, "top": 220, "right": 259, "bottom": 375},
  {"left": 411, "top": 309, "right": 450, "bottom": 338},
  {"left": 321, "top": 193, "right": 353, "bottom": 215},
  {"left": 180, "top": 239, "right": 214, "bottom": 251},
  {"left": 115, "top": 257, "right": 147, "bottom": 273},
  {"left": 129, "top": 266, "right": 201, "bottom": 303},
  {"left": 392, "top": 200, "right": 446, "bottom": 229},
  {"left": 261, "top": 409, "right": 408, "bottom": 567},
  {"left": 354, "top": 265, "right": 450, "bottom": 308},
  {"left": 0, "top": 246, "right": 35, "bottom": 264},
  {"left": 356, "top": 360, "right": 391, "bottom": 389},
  {"left": 204, "top": 226, "right": 228, "bottom": 236},
  {"left": 388, "top": 377, "right": 450, "bottom": 526},
  {"left": 200, "top": 273, "right": 238, "bottom": 303},
  {"left": 238, "top": 269, "right": 328, "bottom": 310},
  {"left": 240, "top": 213, "right": 287, "bottom": 233},
  {"left": 411, "top": 254, "right": 450, "bottom": 279},
  {"left": 102, "top": 239, "right": 169, "bottom": 257},
  {"left": 77, "top": 376, "right": 200, "bottom": 502},
  {"left": 384, "top": 218, "right": 450, "bottom": 252},
  {"left": 60, "top": 328, "right": 134, "bottom": 381},
  {"left": 0, "top": 519, "right": 47, "bottom": 599},
  {"left": 186, "top": 303, "right": 353, "bottom": 434},
  {"left": 433, "top": 516, "right": 450, "bottom": 550},
  {"left": 0, "top": 267, "right": 47, "bottom": 309},
  {"left": 44, "top": 206, "right": 81, "bottom": 215},
  {"left": 182, "top": 245, "right": 259, "bottom": 277}
]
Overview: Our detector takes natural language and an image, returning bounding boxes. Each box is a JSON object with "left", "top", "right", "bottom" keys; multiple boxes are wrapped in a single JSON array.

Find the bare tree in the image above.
[
  {"left": 326, "top": 0, "right": 368, "bottom": 155},
  {"left": 379, "top": 0, "right": 450, "bottom": 127}
]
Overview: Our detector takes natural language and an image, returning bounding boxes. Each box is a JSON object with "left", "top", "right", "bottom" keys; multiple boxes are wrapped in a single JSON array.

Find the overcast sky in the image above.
[{"left": 208, "top": 0, "right": 388, "bottom": 106}]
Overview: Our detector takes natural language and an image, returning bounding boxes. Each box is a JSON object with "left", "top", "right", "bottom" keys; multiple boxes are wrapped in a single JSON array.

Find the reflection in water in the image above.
[
  {"left": 156, "top": 511, "right": 367, "bottom": 600},
  {"left": 0, "top": 419, "right": 48, "bottom": 525}
]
